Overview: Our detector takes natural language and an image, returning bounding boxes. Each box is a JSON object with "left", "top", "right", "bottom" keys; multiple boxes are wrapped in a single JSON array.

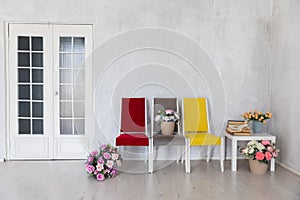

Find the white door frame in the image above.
[{"left": 5, "top": 22, "right": 95, "bottom": 160}]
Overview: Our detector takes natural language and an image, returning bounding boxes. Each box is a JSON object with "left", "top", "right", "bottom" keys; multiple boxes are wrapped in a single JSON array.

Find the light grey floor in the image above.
[{"left": 0, "top": 160, "right": 300, "bottom": 200}]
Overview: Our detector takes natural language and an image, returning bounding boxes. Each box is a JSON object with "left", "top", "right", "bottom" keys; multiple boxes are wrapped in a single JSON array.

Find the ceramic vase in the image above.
[
  {"left": 161, "top": 121, "right": 175, "bottom": 136},
  {"left": 252, "top": 120, "right": 263, "bottom": 133}
]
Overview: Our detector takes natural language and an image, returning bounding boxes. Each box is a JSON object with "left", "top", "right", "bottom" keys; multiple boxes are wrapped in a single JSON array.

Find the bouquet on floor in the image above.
[
  {"left": 240, "top": 140, "right": 279, "bottom": 164},
  {"left": 85, "top": 144, "right": 122, "bottom": 181}
]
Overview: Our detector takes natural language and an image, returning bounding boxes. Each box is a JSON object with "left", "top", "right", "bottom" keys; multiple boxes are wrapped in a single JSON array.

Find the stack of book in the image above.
[{"left": 226, "top": 120, "right": 251, "bottom": 136}]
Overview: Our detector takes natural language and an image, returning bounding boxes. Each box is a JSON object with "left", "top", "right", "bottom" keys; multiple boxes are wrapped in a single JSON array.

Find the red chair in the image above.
[{"left": 115, "top": 98, "right": 152, "bottom": 172}]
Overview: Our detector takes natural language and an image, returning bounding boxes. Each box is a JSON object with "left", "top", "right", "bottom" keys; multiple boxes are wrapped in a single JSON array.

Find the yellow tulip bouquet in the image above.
[{"left": 242, "top": 110, "right": 272, "bottom": 124}]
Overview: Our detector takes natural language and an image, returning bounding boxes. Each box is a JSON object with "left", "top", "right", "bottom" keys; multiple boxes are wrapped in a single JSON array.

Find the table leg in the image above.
[
  {"left": 270, "top": 137, "right": 276, "bottom": 171},
  {"left": 231, "top": 139, "right": 237, "bottom": 171}
]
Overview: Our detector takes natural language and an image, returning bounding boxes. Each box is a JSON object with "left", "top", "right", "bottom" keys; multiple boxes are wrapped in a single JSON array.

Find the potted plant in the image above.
[
  {"left": 241, "top": 110, "right": 273, "bottom": 133},
  {"left": 155, "top": 109, "right": 180, "bottom": 136},
  {"left": 241, "top": 140, "right": 279, "bottom": 175}
]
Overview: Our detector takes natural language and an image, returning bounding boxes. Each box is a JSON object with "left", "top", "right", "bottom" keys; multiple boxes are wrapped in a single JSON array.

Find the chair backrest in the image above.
[
  {"left": 152, "top": 98, "right": 179, "bottom": 135},
  {"left": 120, "top": 98, "right": 146, "bottom": 133},
  {"left": 182, "top": 98, "right": 209, "bottom": 133}
]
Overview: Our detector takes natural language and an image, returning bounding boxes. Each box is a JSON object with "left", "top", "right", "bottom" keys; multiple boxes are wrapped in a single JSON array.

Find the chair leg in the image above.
[
  {"left": 149, "top": 139, "right": 153, "bottom": 173},
  {"left": 206, "top": 146, "right": 211, "bottom": 162},
  {"left": 181, "top": 146, "right": 185, "bottom": 164},
  {"left": 176, "top": 146, "right": 181, "bottom": 163},
  {"left": 220, "top": 137, "right": 225, "bottom": 172},
  {"left": 185, "top": 138, "right": 191, "bottom": 173}
]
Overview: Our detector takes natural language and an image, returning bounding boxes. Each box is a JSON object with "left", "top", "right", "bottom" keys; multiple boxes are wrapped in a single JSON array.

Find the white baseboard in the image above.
[{"left": 277, "top": 161, "right": 300, "bottom": 176}]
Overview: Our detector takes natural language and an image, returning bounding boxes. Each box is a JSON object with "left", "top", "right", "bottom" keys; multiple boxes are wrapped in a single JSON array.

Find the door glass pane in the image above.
[
  {"left": 59, "top": 36, "right": 86, "bottom": 136},
  {"left": 32, "top": 102, "right": 43, "bottom": 117},
  {"left": 32, "top": 85, "right": 43, "bottom": 100},
  {"left": 32, "top": 119, "right": 43, "bottom": 134},
  {"left": 18, "top": 52, "right": 30, "bottom": 67},
  {"left": 60, "top": 102, "right": 72, "bottom": 117},
  {"left": 32, "top": 37, "right": 43, "bottom": 51},
  {"left": 73, "top": 70, "right": 84, "bottom": 84},
  {"left": 73, "top": 54, "right": 85, "bottom": 68},
  {"left": 59, "top": 85, "right": 72, "bottom": 100},
  {"left": 19, "top": 119, "right": 31, "bottom": 134},
  {"left": 32, "top": 53, "right": 43, "bottom": 67},
  {"left": 59, "top": 69, "right": 73, "bottom": 83},
  {"left": 60, "top": 119, "right": 73, "bottom": 135},
  {"left": 19, "top": 102, "right": 30, "bottom": 117},
  {"left": 60, "top": 37, "right": 72, "bottom": 52},
  {"left": 73, "top": 85, "right": 84, "bottom": 100},
  {"left": 74, "top": 119, "right": 84, "bottom": 135},
  {"left": 74, "top": 102, "right": 84, "bottom": 117},
  {"left": 18, "top": 85, "right": 30, "bottom": 100},
  {"left": 73, "top": 37, "right": 85, "bottom": 52},
  {"left": 59, "top": 53, "right": 72, "bottom": 68},
  {"left": 17, "top": 36, "right": 44, "bottom": 135},
  {"left": 32, "top": 69, "right": 43, "bottom": 83},
  {"left": 18, "top": 69, "right": 30, "bottom": 83},
  {"left": 18, "top": 36, "right": 29, "bottom": 51}
]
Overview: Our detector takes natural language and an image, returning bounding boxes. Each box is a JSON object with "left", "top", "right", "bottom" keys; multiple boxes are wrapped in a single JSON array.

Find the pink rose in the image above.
[
  {"left": 255, "top": 152, "right": 265, "bottom": 161},
  {"left": 261, "top": 140, "right": 271, "bottom": 146},
  {"left": 267, "top": 146, "right": 273, "bottom": 152},
  {"left": 265, "top": 151, "right": 272, "bottom": 161},
  {"left": 111, "top": 169, "right": 117, "bottom": 177},
  {"left": 103, "top": 152, "right": 111, "bottom": 159},
  {"left": 94, "top": 170, "right": 98, "bottom": 175},
  {"left": 112, "top": 153, "right": 119, "bottom": 160},
  {"left": 165, "top": 109, "right": 173, "bottom": 114},
  {"left": 86, "top": 165, "right": 95, "bottom": 173},
  {"left": 97, "top": 173, "right": 105, "bottom": 181},
  {"left": 91, "top": 150, "right": 98, "bottom": 156},
  {"left": 101, "top": 144, "right": 107, "bottom": 149},
  {"left": 87, "top": 156, "right": 94, "bottom": 163},
  {"left": 98, "top": 158, "right": 104, "bottom": 164},
  {"left": 106, "top": 160, "right": 114, "bottom": 169},
  {"left": 273, "top": 151, "right": 279, "bottom": 158}
]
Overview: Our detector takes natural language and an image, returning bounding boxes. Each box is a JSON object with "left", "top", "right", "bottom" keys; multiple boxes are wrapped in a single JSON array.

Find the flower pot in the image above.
[
  {"left": 252, "top": 120, "right": 263, "bottom": 133},
  {"left": 249, "top": 159, "right": 268, "bottom": 175},
  {"left": 161, "top": 121, "right": 175, "bottom": 136}
]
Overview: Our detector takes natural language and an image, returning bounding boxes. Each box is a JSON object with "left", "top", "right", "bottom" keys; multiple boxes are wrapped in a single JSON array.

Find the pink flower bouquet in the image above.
[
  {"left": 241, "top": 140, "right": 279, "bottom": 164},
  {"left": 85, "top": 144, "right": 122, "bottom": 181}
]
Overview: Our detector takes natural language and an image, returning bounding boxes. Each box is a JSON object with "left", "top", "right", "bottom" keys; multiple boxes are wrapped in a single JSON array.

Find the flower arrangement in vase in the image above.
[
  {"left": 155, "top": 109, "right": 179, "bottom": 135},
  {"left": 242, "top": 110, "right": 273, "bottom": 133},
  {"left": 85, "top": 144, "right": 122, "bottom": 181},
  {"left": 241, "top": 140, "right": 279, "bottom": 175}
]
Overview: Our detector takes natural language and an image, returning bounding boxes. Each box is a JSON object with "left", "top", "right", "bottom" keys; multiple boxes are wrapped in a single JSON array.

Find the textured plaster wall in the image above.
[
  {"left": 0, "top": 1, "right": 272, "bottom": 160},
  {"left": 271, "top": 0, "right": 300, "bottom": 173}
]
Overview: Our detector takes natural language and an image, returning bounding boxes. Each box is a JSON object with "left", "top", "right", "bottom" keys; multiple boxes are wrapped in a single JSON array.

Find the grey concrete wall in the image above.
[
  {"left": 271, "top": 0, "right": 300, "bottom": 173},
  {"left": 0, "top": 1, "right": 272, "bottom": 160}
]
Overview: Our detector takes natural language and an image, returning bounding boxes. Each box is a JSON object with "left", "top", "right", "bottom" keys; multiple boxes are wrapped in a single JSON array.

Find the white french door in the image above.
[{"left": 8, "top": 23, "right": 93, "bottom": 159}]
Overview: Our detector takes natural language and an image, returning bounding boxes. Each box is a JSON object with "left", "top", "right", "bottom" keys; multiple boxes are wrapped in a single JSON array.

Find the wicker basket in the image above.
[{"left": 249, "top": 159, "right": 268, "bottom": 175}]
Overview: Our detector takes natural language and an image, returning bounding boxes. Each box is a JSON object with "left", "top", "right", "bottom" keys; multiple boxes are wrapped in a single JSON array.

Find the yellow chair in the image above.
[{"left": 182, "top": 98, "right": 224, "bottom": 173}]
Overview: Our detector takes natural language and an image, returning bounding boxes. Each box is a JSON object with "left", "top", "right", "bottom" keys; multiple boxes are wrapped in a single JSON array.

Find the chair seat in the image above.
[
  {"left": 185, "top": 133, "right": 221, "bottom": 146},
  {"left": 116, "top": 133, "right": 149, "bottom": 146},
  {"left": 153, "top": 134, "right": 186, "bottom": 145}
]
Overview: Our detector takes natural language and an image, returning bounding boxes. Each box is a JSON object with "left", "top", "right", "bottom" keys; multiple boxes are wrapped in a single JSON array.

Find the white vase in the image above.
[{"left": 161, "top": 121, "right": 175, "bottom": 136}]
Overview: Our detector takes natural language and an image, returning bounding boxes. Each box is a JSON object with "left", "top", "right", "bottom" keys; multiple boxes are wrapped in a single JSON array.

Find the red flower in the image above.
[
  {"left": 261, "top": 140, "right": 271, "bottom": 145},
  {"left": 255, "top": 152, "right": 265, "bottom": 160},
  {"left": 265, "top": 151, "right": 272, "bottom": 161}
]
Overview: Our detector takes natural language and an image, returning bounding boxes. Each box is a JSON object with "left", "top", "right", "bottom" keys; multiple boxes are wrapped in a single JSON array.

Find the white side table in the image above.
[{"left": 224, "top": 132, "right": 276, "bottom": 172}]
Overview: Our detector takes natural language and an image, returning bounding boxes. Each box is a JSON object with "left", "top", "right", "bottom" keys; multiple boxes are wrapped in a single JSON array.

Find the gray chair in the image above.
[{"left": 149, "top": 98, "right": 189, "bottom": 173}]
